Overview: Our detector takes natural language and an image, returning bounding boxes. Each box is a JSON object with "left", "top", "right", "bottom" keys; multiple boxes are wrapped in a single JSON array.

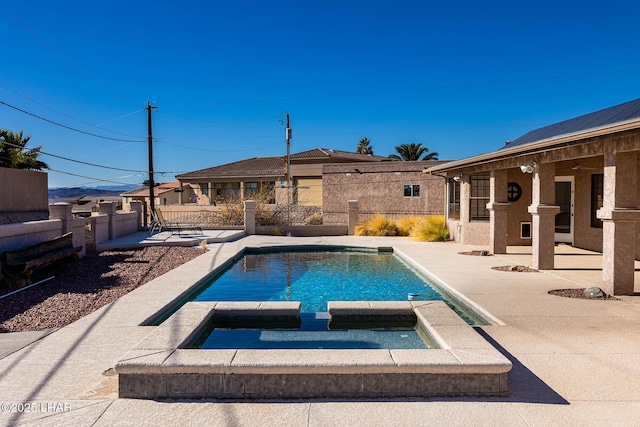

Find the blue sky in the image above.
[{"left": 2, "top": 1, "right": 640, "bottom": 188}]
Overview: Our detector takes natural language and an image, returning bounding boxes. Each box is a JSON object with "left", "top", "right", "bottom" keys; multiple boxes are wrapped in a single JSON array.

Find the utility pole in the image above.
[
  {"left": 146, "top": 102, "right": 158, "bottom": 224},
  {"left": 286, "top": 112, "right": 292, "bottom": 206}
]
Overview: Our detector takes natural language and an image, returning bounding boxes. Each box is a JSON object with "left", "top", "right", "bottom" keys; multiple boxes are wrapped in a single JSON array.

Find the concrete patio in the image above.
[{"left": 1, "top": 235, "right": 639, "bottom": 426}]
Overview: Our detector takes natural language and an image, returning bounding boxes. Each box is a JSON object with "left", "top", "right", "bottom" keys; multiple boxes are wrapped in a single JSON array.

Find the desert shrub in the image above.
[
  {"left": 354, "top": 215, "right": 398, "bottom": 236},
  {"left": 396, "top": 216, "right": 420, "bottom": 236},
  {"left": 217, "top": 201, "right": 244, "bottom": 226},
  {"left": 410, "top": 215, "right": 449, "bottom": 242},
  {"left": 305, "top": 212, "right": 323, "bottom": 225}
]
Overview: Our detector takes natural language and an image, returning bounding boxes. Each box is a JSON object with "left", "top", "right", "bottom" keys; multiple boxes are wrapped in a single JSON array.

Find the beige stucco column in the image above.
[
  {"left": 244, "top": 200, "right": 256, "bottom": 235},
  {"left": 597, "top": 148, "right": 640, "bottom": 295},
  {"left": 130, "top": 200, "right": 144, "bottom": 231},
  {"left": 99, "top": 201, "right": 117, "bottom": 240},
  {"left": 487, "top": 169, "right": 510, "bottom": 254},
  {"left": 527, "top": 162, "right": 559, "bottom": 270},
  {"left": 49, "top": 202, "right": 74, "bottom": 234}
]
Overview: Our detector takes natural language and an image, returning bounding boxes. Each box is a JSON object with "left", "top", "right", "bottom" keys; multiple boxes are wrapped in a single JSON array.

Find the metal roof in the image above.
[
  {"left": 503, "top": 98, "right": 640, "bottom": 149},
  {"left": 424, "top": 98, "right": 640, "bottom": 174}
]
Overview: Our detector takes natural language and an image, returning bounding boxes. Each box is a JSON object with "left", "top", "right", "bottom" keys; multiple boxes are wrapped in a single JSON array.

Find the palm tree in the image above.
[
  {"left": 0, "top": 129, "right": 48, "bottom": 171},
  {"left": 356, "top": 137, "right": 373, "bottom": 155},
  {"left": 388, "top": 142, "right": 438, "bottom": 161}
]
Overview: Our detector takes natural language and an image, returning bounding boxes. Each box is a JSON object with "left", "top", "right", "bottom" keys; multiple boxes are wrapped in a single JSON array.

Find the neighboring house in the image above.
[
  {"left": 424, "top": 97, "right": 640, "bottom": 296},
  {"left": 121, "top": 182, "right": 196, "bottom": 211},
  {"left": 65, "top": 196, "right": 122, "bottom": 217},
  {"left": 176, "top": 148, "right": 388, "bottom": 207},
  {"left": 322, "top": 160, "right": 448, "bottom": 224}
]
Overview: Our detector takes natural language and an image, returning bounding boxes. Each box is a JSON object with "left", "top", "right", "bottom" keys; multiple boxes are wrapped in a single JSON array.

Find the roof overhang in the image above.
[{"left": 424, "top": 117, "right": 640, "bottom": 174}]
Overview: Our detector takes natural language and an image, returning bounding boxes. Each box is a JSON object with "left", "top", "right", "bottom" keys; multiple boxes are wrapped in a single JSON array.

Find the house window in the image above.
[
  {"left": 591, "top": 174, "right": 604, "bottom": 228},
  {"left": 403, "top": 184, "right": 420, "bottom": 197},
  {"left": 199, "top": 183, "right": 209, "bottom": 197},
  {"left": 448, "top": 178, "right": 460, "bottom": 220},
  {"left": 469, "top": 173, "right": 490, "bottom": 221},
  {"left": 245, "top": 182, "right": 259, "bottom": 197}
]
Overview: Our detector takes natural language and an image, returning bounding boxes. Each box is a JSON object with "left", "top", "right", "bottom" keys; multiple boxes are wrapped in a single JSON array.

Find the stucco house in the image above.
[
  {"left": 176, "top": 148, "right": 388, "bottom": 207},
  {"left": 322, "top": 160, "right": 448, "bottom": 224},
  {"left": 424, "top": 97, "right": 640, "bottom": 296},
  {"left": 121, "top": 182, "right": 196, "bottom": 210}
]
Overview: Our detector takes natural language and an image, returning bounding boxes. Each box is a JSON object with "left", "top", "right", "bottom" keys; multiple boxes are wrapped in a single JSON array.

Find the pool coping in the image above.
[{"left": 115, "top": 301, "right": 512, "bottom": 399}]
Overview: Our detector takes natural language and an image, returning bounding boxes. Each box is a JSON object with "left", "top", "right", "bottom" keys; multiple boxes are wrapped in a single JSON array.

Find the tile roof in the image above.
[
  {"left": 176, "top": 148, "right": 388, "bottom": 180},
  {"left": 176, "top": 156, "right": 286, "bottom": 181},
  {"left": 121, "top": 182, "right": 183, "bottom": 197},
  {"left": 503, "top": 98, "right": 640, "bottom": 150},
  {"left": 290, "top": 148, "right": 388, "bottom": 162}
]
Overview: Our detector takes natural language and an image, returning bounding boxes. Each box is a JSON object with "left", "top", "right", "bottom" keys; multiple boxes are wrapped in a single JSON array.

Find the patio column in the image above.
[
  {"left": 244, "top": 200, "right": 256, "bottom": 235},
  {"left": 99, "top": 201, "right": 118, "bottom": 240},
  {"left": 487, "top": 169, "right": 510, "bottom": 254},
  {"left": 597, "top": 147, "right": 640, "bottom": 295},
  {"left": 49, "top": 202, "right": 73, "bottom": 234},
  {"left": 130, "top": 200, "right": 143, "bottom": 231},
  {"left": 527, "top": 162, "right": 559, "bottom": 270}
]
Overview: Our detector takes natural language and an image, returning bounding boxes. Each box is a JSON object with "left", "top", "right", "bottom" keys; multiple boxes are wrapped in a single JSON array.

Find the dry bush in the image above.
[
  {"left": 355, "top": 214, "right": 399, "bottom": 236},
  {"left": 410, "top": 215, "right": 449, "bottom": 242},
  {"left": 396, "top": 215, "right": 420, "bottom": 236}
]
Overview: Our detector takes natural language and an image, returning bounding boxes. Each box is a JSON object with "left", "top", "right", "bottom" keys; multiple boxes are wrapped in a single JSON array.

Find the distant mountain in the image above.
[
  {"left": 90, "top": 184, "right": 139, "bottom": 192},
  {"left": 48, "top": 185, "right": 139, "bottom": 204}
]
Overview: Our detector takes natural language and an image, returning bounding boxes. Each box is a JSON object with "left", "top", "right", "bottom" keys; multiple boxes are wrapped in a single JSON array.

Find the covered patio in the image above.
[{"left": 425, "top": 98, "right": 640, "bottom": 295}]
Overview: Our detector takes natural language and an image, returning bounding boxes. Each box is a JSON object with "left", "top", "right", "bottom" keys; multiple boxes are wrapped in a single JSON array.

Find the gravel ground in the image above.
[{"left": 0, "top": 246, "right": 204, "bottom": 333}]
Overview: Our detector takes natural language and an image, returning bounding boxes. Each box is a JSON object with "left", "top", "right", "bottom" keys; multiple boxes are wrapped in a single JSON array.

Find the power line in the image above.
[
  {"left": 0, "top": 138, "right": 183, "bottom": 174},
  {"left": 0, "top": 100, "right": 146, "bottom": 142},
  {"left": 47, "top": 168, "right": 144, "bottom": 186},
  {"left": 157, "top": 109, "right": 283, "bottom": 124},
  {"left": 155, "top": 139, "right": 285, "bottom": 153},
  {"left": 0, "top": 84, "right": 145, "bottom": 138}
]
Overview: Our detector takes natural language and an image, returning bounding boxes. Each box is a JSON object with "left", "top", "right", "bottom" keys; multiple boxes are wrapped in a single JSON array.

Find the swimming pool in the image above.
[
  {"left": 192, "top": 313, "right": 432, "bottom": 350},
  {"left": 120, "top": 246, "right": 510, "bottom": 399},
  {"left": 182, "top": 248, "right": 480, "bottom": 324}
]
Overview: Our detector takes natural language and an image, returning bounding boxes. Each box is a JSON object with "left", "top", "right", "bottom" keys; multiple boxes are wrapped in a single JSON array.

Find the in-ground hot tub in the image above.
[{"left": 116, "top": 300, "right": 511, "bottom": 399}]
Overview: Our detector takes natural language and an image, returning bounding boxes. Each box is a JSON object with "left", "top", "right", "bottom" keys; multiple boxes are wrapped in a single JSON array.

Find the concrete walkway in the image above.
[
  {"left": 95, "top": 229, "right": 245, "bottom": 251},
  {"left": 1, "top": 236, "right": 639, "bottom": 426}
]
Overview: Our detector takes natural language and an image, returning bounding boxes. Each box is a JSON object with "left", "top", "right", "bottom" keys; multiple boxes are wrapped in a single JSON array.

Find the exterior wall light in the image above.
[
  {"left": 520, "top": 161, "right": 537, "bottom": 174},
  {"left": 452, "top": 173, "right": 463, "bottom": 182}
]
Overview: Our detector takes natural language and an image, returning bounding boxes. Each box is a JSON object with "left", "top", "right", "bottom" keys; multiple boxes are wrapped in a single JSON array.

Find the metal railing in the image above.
[{"left": 357, "top": 211, "right": 444, "bottom": 221}]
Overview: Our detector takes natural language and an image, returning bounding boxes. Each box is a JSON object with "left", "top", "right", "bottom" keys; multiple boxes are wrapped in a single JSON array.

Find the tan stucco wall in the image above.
[
  {"left": 505, "top": 169, "right": 534, "bottom": 245},
  {"left": 454, "top": 176, "right": 490, "bottom": 245},
  {"left": 322, "top": 161, "right": 446, "bottom": 224},
  {"left": 291, "top": 163, "right": 323, "bottom": 177},
  {"left": 296, "top": 178, "right": 322, "bottom": 206},
  {"left": 0, "top": 169, "right": 48, "bottom": 221}
]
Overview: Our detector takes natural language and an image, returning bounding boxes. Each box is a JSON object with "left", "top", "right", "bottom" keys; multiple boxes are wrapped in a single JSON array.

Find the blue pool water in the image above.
[
  {"left": 190, "top": 250, "right": 446, "bottom": 313},
  {"left": 196, "top": 313, "right": 430, "bottom": 350}
]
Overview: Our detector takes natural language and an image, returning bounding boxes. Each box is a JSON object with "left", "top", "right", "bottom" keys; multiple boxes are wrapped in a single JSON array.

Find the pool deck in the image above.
[{"left": 1, "top": 235, "right": 640, "bottom": 426}]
